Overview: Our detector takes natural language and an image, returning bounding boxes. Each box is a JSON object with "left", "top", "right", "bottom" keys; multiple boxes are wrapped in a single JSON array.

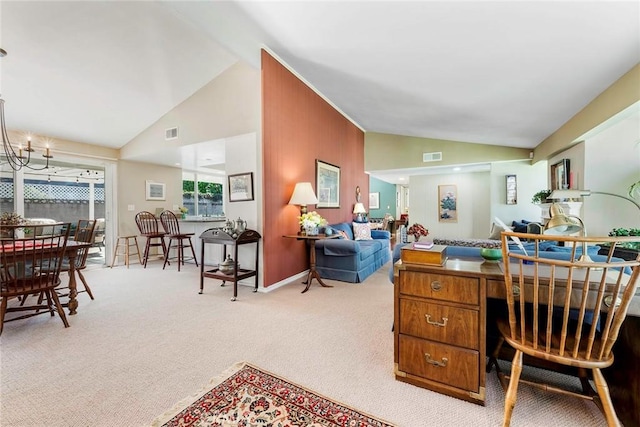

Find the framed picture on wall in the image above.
[
  {"left": 369, "top": 192, "right": 380, "bottom": 209},
  {"left": 438, "top": 184, "right": 457, "bottom": 222},
  {"left": 316, "top": 160, "right": 340, "bottom": 208},
  {"left": 145, "top": 180, "right": 165, "bottom": 201},
  {"left": 506, "top": 174, "right": 517, "bottom": 205},
  {"left": 228, "top": 172, "right": 254, "bottom": 202},
  {"left": 551, "top": 159, "right": 570, "bottom": 190}
]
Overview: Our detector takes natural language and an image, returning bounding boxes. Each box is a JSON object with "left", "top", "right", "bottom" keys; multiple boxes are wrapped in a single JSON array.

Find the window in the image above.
[{"left": 182, "top": 172, "right": 224, "bottom": 217}]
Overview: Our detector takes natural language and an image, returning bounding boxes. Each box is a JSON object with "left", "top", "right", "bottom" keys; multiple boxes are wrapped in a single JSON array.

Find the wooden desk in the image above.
[
  {"left": 393, "top": 259, "right": 639, "bottom": 425},
  {"left": 283, "top": 234, "right": 339, "bottom": 293}
]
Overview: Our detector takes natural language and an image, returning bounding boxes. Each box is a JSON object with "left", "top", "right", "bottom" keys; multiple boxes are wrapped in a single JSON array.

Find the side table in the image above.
[
  {"left": 199, "top": 228, "right": 261, "bottom": 301},
  {"left": 283, "top": 233, "right": 339, "bottom": 293}
]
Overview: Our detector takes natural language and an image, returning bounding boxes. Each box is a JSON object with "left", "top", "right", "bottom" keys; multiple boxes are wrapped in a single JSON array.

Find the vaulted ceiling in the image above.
[{"left": 2, "top": 1, "right": 638, "bottom": 163}]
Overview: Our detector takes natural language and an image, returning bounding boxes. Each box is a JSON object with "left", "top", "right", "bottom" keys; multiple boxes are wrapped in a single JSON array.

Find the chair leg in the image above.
[
  {"left": 77, "top": 270, "right": 94, "bottom": 300},
  {"left": 162, "top": 238, "right": 172, "bottom": 270},
  {"left": 189, "top": 239, "right": 198, "bottom": 267},
  {"left": 49, "top": 290, "right": 70, "bottom": 328},
  {"left": 502, "top": 349, "right": 523, "bottom": 427},
  {"left": 143, "top": 239, "right": 151, "bottom": 268},
  {"left": 487, "top": 335, "right": 505, "bottom": 373},
  {"left": 592, "top": 368, "right": 621, "bottom": 427},
  {"left": 43, "top": 290, "right": 56, "bottom": 317},
  {"left": 0, "top": 297, "right": 7, "bottom": 336}
]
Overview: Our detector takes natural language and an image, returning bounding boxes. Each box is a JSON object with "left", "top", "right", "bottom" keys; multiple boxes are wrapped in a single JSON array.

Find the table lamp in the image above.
[
  {"left": 353, "top": 202, "right": 367, "bottom": 223},
  {"left": 543, "top": 203, "right": 593, "bottom": 262},
  {"left": 288, "top": 182, "right": 318, "bottom": 215}
]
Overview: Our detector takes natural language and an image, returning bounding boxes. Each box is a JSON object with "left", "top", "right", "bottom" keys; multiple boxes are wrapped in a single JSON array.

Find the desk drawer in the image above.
[
  {"left": 399, "top": 299, "right": 479, "bottom": 349},
  {"left": 399, "top": 270, "right": 479, "bottom": 305},
  {"left": 398, "top": 335, "right": 479, "bottom": 392}
]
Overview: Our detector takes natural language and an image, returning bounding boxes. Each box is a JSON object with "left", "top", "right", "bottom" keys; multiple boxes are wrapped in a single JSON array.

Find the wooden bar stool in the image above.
[{"left": 110, "top": 235, "right": 142, "bottom": 268}]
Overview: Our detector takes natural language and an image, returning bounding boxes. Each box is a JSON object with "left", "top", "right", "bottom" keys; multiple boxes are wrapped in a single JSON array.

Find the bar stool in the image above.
[{"left": 110, "top": 235, "right": 142, "bottom": 268}]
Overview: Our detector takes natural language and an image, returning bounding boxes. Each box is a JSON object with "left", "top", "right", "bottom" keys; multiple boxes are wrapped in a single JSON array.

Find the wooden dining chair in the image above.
[
  {"left": 490, "top": 231, "right": 640, "bottom": 427},
  {"left": 0, "top": 223, "right": 71, "bottom": 335},
  {"left": 135, "top": 211, "right": 167, "bottom": 268},
  {"left": 159, "top": 210, "right": 198, "bottom": 271},
  {"left": 51, "top": 219, "right": 97, "bottom": 300}
]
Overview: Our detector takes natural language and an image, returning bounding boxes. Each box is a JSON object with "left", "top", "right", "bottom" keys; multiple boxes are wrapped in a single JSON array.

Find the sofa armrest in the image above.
[
  {"left": 316, "top": 239, "right": 361, "bottom": 256},
  {"left": 371, "top": 230, "right": 390, "bottom": 240}
]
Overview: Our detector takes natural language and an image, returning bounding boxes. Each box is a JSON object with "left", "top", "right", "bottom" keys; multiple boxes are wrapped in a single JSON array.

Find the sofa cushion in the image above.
[
  {"left": 352, "top": 222, "right": 372, "bottom": 240},
  {"left": 511, "top": 221, "right": 528, "bottom": 233},
  {"left": 331, "top": 223, "right": 354, "bottom": 240}
]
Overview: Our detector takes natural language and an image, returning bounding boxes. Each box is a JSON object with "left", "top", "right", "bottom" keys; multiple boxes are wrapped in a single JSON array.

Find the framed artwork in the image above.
[
  {"left": 438, "top": 184, "right": 457, "bottom": 222},
  {"left": 145, "top": 180, "right": 165, "bottom": 201},
  {"left": 506, "top": 174, "right": 517, "bottom": 205},
  {"left": 228, "top": 172, "right": 254, "bottom": 202},
  {"left": 369, "top": 192, "right": 380, "bottom": 209},
  {"left": 316, "top": 160, "right": 340, "bottom": 208},
  {"left": 550, "top": 159, "right": 570, "bottom": 190}
]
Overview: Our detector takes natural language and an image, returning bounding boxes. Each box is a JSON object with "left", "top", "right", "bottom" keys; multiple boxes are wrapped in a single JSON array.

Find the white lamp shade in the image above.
[
  {"left": 288, "top": 182, "right": 318, "bottom": 206},
  {"left": 353, "top": 202, "right": 366, "bottom": 214}
]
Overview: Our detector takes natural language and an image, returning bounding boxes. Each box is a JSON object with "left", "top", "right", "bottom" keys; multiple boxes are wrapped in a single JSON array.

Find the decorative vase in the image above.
[
  {"left": 181, "top": 213, "right": 186, "bottom": 219},
  {"left": 305, "top": 225, "right": 319, "bottom": 236}
]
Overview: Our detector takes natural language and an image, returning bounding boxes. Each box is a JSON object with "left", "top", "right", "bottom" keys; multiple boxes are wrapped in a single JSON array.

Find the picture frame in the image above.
[
  {"left": 506, "top": 174, "right": 517, "bottom": 205},
  {"left": 145, "top": 180, "right": 166, "bottom": 201},
  {"left": 316, "top": 160, "right": 340, "bottom": 208},
  {"left": 438, "top": 184, "right": 457, "bottom": 223},
  {"left": 228, "top": 172, "right": 254, "bottom": 202},
  {"left": 550, "top": 159, "right": 570, "bottom": 190},
  {"left": 369, "top": 192, "right": 380, "bottom": 209}
]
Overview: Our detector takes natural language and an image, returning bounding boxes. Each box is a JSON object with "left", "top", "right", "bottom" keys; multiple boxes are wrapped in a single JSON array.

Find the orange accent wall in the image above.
[{"left": 261, "top": 50, "right": 367, "bottom": 287}]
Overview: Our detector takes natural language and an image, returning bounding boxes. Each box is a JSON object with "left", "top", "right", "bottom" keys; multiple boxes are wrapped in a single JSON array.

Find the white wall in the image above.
[
  {"left": 584, "top": 110, "right": 640, "bottom": 235},
  {"left": 491, "top": 160, "right": 548, "bottom": 225},
  {"left": 409, "top": 172, "right": 490, "bottom": 239},
  {"left": 224, "top": 132, "right": 262, "bottom": 287}
]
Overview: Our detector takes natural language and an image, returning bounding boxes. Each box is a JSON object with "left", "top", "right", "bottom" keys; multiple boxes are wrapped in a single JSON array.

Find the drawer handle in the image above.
[
  {"left": 424, "top": 353, "right": 448, "bottom": 368},
  {"left": 425, "top": 314, "right": 448, "bottom": 327},
  {"left": 430, "top": 281, "right": 443, "bottom": 292}
]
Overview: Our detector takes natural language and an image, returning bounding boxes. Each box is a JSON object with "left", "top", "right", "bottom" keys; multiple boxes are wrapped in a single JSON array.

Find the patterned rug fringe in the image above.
[
  {"left": 151, "top": 361, "right": 397, "bottom": 427},
  {"left": 151, "top": 361, "right": 248, "bottom": 426}
]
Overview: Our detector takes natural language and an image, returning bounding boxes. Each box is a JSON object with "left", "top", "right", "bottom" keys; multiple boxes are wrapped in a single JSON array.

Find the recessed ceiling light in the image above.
[
  {"left": 453, "top": 167, "right": 461, "bottom": 171},
  {"left": 399, "top": 177, "right": 405, "bottom": 181}
]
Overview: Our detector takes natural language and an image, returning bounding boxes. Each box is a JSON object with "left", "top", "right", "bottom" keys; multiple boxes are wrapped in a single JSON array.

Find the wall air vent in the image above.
[
  {"left": 423, "top": 152, "right": 442, "bottom": 163},
  {"left": 165, "top": 127, "right": 178, "bottom": 140}
]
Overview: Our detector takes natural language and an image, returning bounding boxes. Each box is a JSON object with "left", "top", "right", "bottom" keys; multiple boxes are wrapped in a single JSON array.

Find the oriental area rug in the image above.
[{"left": 152, "top": 362, "right": 396, "bottom": 427}]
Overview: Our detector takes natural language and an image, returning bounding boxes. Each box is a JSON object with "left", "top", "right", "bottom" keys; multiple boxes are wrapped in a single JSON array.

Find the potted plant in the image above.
[{"left": 531, "top": 189, "right": 552, "bottom": 204}]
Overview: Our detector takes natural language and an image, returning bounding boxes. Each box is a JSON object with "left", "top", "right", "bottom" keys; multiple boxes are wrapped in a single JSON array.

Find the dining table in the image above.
[{"left": 0, "top": 238, "right": 92, "bottom": 316}]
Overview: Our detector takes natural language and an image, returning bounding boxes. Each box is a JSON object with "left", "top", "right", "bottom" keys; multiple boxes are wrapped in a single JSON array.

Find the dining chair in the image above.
[
  {"left": 0, "top": 223, "right": 71, "bottom": 335},
  {"left": 159, "top": 210, "right": 198, "bottom": 271},
  {"left": 55, "top": 219, "right": 97, "bottom": 299},
  {"left": 135, "top": 211, "right": 168, "bottom": 268},
  {"left": 489, "top": 231, "right": 640, "bottom": 427}
]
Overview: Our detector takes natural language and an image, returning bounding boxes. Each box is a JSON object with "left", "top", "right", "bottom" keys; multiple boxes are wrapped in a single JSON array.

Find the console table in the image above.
[{"left": 393, "top": 259, "right": 640, "bottom": 425}]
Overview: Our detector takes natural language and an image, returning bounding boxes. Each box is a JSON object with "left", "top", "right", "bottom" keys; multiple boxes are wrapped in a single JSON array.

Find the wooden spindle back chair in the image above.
[
  {"left": 159, "top": 210, "right": 198, "bottom": 271},
  {"left": 493, "top": 231, "right": 640, "bottom": 427},
  {"left": 0, "top": 223, "right": 71, "bottom": 335},
  {"left": 135, "top": 211, "right": 167, "bottom": 268},
  {"left": 62, "top": 219, "right": 97, "bottom": 299}
]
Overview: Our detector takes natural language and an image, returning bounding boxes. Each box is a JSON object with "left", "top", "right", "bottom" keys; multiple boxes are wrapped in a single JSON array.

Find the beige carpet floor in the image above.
[{"left": 0, "top": 259, "right": 606, "bottom": 426}]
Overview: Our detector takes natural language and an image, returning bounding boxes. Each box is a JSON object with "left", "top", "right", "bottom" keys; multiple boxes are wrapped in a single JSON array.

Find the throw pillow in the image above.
[
  {"left": 489, "top": 222, "right": 513, "bottom": 240},
  {"left": 511, "top": 221, "right": 528, "bottom": 233},
  {"left": 352, "top": 222, "right": 373, "bottom": 241},
  {"left": 336, "top": 229, "right": 350, "bottom": 240}
]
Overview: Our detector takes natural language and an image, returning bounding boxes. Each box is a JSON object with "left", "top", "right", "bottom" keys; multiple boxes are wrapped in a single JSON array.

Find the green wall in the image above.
[{"left": 369, "top": 176, "right": 396, "bottom": 218}]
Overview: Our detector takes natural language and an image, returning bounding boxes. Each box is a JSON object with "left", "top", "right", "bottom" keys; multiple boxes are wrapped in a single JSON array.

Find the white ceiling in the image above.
[{"left": 1, "top": 1, "right": 639, "bottom": 182}]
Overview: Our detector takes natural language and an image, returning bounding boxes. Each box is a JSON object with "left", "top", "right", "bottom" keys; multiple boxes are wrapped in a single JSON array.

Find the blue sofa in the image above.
[{"left": 315, "top": 222, "right": 391, "bottom": 283}]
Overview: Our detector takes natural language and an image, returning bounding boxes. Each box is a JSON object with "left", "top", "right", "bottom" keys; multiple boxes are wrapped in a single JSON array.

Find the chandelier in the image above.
[{"left": 0, "top": 48, "right": 53, "bottom": 171}]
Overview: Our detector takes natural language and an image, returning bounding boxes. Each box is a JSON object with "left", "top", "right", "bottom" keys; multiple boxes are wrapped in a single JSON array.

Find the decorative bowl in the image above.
[{"left": 480, "top": 248, "right": 502, "bottom": 262}]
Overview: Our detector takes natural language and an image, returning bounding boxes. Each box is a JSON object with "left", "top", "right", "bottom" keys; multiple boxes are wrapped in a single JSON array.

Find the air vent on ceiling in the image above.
[
  {"left": 423, "top": 152, "right": 442, "bottom": 163},
  {"left": 165, "top": 127, "right": 178, "bottom": 140}
]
